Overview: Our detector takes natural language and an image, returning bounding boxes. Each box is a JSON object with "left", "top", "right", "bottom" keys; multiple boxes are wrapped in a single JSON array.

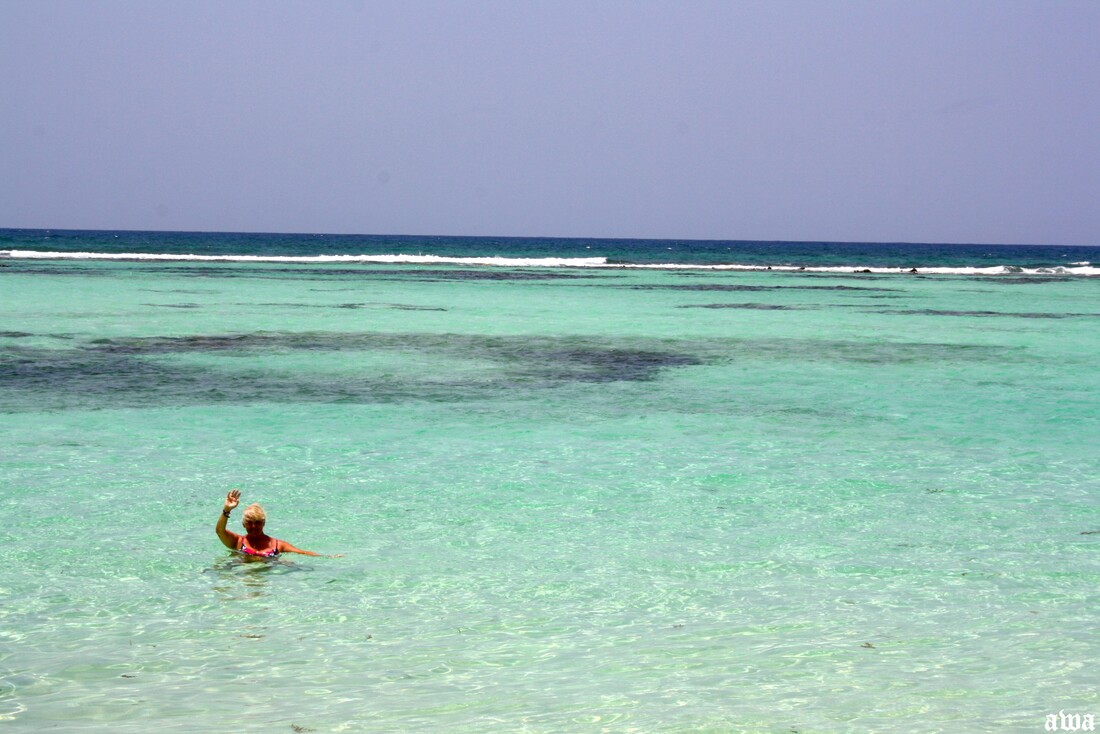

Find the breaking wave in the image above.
[{"left": 2, "top": 249, "right": 1098, "bottom": 276}]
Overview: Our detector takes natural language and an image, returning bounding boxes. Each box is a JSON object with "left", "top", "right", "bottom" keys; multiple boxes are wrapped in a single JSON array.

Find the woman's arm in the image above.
[
  {"left": 276, "top": 539, "right": 320, "bottom": 556},
  {"left": 216, "top": 489, "right": 241, "bottom": 550},
  {"left": 276, "top": 539, "right": 342, "bottom": 558}
]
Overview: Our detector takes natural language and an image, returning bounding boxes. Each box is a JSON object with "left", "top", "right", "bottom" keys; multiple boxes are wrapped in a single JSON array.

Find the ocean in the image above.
[{"left": 1, "top": 228, "right": 1098, "bottom": 732}]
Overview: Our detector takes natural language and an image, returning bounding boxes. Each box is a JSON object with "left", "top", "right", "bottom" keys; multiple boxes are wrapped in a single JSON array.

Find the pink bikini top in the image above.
[{"left": 239, "top": 538, "right": 279, "bottom": 557}]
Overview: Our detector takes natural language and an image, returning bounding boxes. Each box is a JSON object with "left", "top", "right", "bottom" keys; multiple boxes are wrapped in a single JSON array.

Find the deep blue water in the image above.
[{"left": 2, "top": 227, "right": 1097, "bottom": 269}]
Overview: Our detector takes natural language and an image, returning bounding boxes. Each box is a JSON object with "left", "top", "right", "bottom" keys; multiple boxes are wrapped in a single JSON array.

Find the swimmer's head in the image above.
[{"left": 242, "top": 503, "right": 266, "bottom": 527}]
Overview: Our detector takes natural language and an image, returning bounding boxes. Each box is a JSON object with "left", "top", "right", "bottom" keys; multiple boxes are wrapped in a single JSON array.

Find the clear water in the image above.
[{"left": 1, "top": 234, "right": 1098, "bottom": 732}]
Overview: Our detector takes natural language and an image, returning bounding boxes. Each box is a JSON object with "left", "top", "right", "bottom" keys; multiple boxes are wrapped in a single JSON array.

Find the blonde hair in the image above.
[{"left": 242, "top": 503, "right": 267, "bottom": 524}]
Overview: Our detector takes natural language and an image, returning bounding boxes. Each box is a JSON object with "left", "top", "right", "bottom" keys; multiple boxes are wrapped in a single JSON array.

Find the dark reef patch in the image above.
[
  {"left": 0, "top": 264, "right": 116, "bottom": 277},
  {"left": 865, "top": 309, "right": 1099, "bottom": 319},
  {"left": 244, "top": 302, "right": 366, "bottom": 309},
  {"left": 677, "top": 303, "right": 804, "bottom": 310},
  {"left": 629, "top": 283, "right": 899, "bottom": 293},
  {"left": 0, "top": 331, "right": 1018, "bottom": 413},
  {"left": 235, "top": 302, "right": 446, "bottom": 312},
  {"left": 534, "top": 346, "right": 702, "bottom": 382},
  {"left": 1, "top": 332, "right": 709, "bottom": 412},
  {"left": 968, "top": 277, "right": 1074, "bottom": 285},
  {"left": 716, "top": 339, "right": 1016, "bottom": 365},
  {"left": 82, "top": 332, "right": 703, "bottom": 384}
]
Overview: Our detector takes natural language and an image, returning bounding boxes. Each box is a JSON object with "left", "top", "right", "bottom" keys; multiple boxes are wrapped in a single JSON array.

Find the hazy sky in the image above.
[{"left": 2, "top": 1, "right": 1099, "bottom": 244}]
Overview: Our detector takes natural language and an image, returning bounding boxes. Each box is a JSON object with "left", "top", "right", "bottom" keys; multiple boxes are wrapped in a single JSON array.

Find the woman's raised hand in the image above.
[{"left": 224, "top": 488, "right": 241, "bottom": 512}]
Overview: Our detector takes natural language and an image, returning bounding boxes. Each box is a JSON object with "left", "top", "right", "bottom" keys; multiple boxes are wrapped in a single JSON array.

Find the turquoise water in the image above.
[{"left": 2, "top": 251, "right": 1099, "bottom": 732}]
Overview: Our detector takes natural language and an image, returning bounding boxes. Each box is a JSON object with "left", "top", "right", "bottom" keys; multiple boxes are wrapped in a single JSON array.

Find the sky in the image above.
[{"left": 2, "top": 1, "right": 1099, "bottom": 245}]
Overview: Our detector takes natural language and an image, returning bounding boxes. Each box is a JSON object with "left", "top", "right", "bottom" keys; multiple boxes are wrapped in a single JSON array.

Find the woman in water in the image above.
[{"left": 216, "top": 489, "right": 338, "bottom": 557}]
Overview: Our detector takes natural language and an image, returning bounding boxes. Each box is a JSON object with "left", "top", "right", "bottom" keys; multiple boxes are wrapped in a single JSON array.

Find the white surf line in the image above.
[
  {"left": 0, "top": 250, "right": 607, "bottom": 267},
  {"left": 2, "top": 249, "right": 1098, "bottom": 276}
]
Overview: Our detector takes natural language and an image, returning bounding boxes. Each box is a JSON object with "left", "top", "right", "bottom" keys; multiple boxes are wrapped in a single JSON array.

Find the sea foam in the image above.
[{"left": 2, "top": 249, "right": 1098, "bottom": 276}]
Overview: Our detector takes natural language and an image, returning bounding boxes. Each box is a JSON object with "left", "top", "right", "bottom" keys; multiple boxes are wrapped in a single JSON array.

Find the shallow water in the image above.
[{"left": 1, "top": 254, "right": 1098, "bottom": 732}]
